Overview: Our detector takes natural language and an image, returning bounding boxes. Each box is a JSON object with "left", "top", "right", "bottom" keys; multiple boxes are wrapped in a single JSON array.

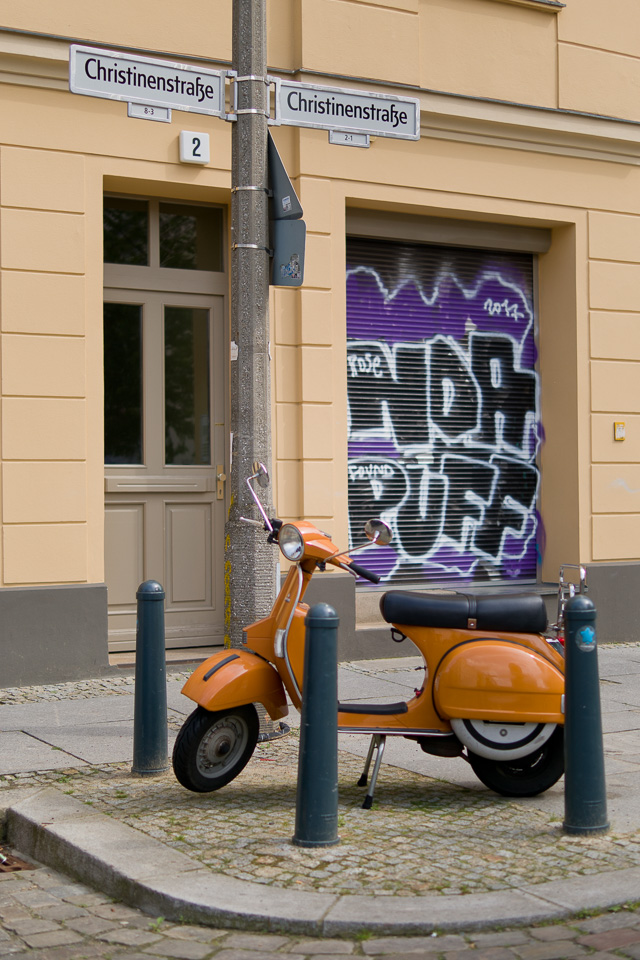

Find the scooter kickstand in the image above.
[
  {"left": 357, "top": 735, "right": 377, "bottom": 787},
  {"left": 362, "top": 734, "right": 386, "bottom": 810}
]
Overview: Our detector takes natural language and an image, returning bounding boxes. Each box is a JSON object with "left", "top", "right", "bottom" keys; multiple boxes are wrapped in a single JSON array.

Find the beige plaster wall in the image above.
[
  {"left": 2, "top": 0, "right": 640, "bottom": 592},
  {"left": 4, "top": 0, "right": 640, "bottom": 127},
  {"left": 0, "top": 61, "right": 232, "bottom": 589},
  {"left": 558, "top": 0, "right": 640, "bottom": 122},
  {"left": 419, "top": 0, "right": 557, "bottom": 108},
  {"left": 0, "top": 0, "right": 233, "bottom": 62},
  {"left": 0, "top": 144, "right": 89, "bottom": 585},
  {"left": 589, "top": 212, "right": 640, "bottom": 561}
]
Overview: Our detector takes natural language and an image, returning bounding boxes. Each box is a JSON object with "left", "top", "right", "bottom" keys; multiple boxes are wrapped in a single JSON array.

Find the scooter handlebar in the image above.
[{"left": 346, "top": 561, "right": 381, "bottom": 584}]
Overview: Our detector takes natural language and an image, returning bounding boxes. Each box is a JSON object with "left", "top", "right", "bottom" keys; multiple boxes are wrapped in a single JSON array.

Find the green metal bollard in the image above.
[
  {"left": 292, "top": 603, "right": 340, "bottom": 848},
  {"left": 131, "top": 580, "right": 169, "bottom": 776},
  {"left": 563, "top": 593, "right": 609, "bottom": 835}
]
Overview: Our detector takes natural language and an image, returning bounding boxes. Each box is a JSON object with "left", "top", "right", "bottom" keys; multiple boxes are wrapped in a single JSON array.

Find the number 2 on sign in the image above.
[{"left": 179, "top": 131, "right": 210, "bottom": 164}]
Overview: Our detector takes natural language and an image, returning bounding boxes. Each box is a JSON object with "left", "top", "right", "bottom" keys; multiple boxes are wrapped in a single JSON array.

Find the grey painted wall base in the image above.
[
  {"left": 0, "top": 583, "right": 113, "bottom": 688},
  {"left": 296, "top": 572, "right": 409, "bottom": 662},
  {"left": 584, "top": 563, "right": 640, "bottom": 643},
  {"left": 350, "top": 566, "right": 639, "bottom": 656},
  {"left": 296, "top": 572, "right": 356, "bottom": 662},
  {"left": 3, "top": 563, "right": 631, "bottom": 691}
]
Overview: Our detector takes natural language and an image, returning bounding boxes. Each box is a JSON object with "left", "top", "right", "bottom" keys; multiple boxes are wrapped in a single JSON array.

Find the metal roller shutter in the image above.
[{"left": 346, "top": 236, "right": 540, "bottom": 588}]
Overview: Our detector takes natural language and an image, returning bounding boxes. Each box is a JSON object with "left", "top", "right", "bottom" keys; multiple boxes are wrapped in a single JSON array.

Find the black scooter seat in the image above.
[{"left": 380, "top": 590, "right": 547, "bottom": 635}]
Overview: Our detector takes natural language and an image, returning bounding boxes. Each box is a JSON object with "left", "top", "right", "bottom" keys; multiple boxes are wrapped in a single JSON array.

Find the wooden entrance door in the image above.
[{"left": 103, "top": 197, "right": 227, "bottom": 652}]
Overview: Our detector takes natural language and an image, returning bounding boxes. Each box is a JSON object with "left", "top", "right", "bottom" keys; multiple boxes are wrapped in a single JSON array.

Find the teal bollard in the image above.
[
  {"left": 563, "top": 593, "right": 609, "bottom": 835},
  {"left": 292, "top": 603, "right": 340, "bottom": 847},
  {"left": 131, "top": 580, "right": 169, "bottom": 776}
]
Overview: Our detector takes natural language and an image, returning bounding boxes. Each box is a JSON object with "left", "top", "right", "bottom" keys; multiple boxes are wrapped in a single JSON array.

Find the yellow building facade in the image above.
[{"left": 1, "top": 0, "right": 640, "bottom": 683}]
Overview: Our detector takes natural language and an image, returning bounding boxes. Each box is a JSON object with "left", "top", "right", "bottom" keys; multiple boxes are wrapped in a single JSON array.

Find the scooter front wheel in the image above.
[
  {"left": 172, "top": 704, "right": 259, "bottom": 792},
  {"left": 467, "top": 726, "right": 564, "bottom": 797}
]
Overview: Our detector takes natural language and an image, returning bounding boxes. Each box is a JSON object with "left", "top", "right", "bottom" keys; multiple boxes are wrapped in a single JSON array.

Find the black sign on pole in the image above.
[{"left": 268, "top": 132, "right": 306, "bottom": 286}]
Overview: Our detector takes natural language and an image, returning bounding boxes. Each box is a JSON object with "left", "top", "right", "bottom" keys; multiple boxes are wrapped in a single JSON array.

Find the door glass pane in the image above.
[
  {"left": 103, "top": 197, "right": 149, "bottom": 266},
  {"left": 165, "top": 307, "right": 211, "bottom": 465},
  {"left": 104, "top": 303, "right": 143, "bottom": 464},
  {"left": 159, "top": 203, "right": 223, "bottom": 271}
]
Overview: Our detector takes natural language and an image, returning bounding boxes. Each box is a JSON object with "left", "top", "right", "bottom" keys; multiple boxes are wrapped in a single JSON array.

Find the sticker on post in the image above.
[
  {"left": 576, "top": 625, "right": 596, "bottom": 651},
  {"left": 281, "top": 253, "right": 302, "bottom": 281}
]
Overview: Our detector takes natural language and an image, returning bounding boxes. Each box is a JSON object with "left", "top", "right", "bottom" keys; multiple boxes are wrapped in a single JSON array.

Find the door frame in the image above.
[{"left": 103, "top": 195, "right": 229, "bottom": 651}]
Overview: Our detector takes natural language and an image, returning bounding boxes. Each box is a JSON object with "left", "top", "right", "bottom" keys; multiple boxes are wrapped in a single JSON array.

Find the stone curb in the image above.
[{"left": 2, "top": 786, "right": 640, "bottom": 937}]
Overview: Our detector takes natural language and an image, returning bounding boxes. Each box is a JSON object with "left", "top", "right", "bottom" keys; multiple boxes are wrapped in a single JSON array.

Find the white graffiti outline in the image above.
[
  {"left": 480, "top": 453, "right": 540, "bottom": 564},
  {"left": 346, "top": 456, "right": 411, "bottom": 548},
  {"left": 347, "top": 262, "right": 540, "bottom": 580},
  {"left": 439, "top": 453, "right": 497, "bottom": 557},
  {"left": 347, "top": 339, "right": 430, "bottom": 450},
  {"left": 353, "top": 453, "right": 538, "bottom": 575},
  {"left": 426, "top": 335, "right": 482, "bottom": 449},
  {"left": 346, "top": 264, "right": 534, "bottom": 344},
  {"left": 467, "top": 331, "right": 540, "bottom": 461},
  {"left": 348, "top": 332, "right": 539, "bottom": 461}
]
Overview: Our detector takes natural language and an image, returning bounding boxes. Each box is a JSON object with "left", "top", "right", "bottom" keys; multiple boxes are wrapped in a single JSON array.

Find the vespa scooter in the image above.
[{"left": 172, "top": 464, "right": 567, "bottom": 806}]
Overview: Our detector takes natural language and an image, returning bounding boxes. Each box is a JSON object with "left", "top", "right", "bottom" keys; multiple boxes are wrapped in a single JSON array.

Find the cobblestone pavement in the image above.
[
  {"left": 0, "top": 664, "right": 639, "bottom": 900},
  {"left": 2, "top": 857, "right": 640, "bottom": 959},
  {"left": 3, "top": 740, "right": 640, "bottom": 900},
  {"left": 1, "top": 657, "right": 639, "bottom": 952},
  {"left": 0, "top": 674, "right": 155, "bottom": 706}
]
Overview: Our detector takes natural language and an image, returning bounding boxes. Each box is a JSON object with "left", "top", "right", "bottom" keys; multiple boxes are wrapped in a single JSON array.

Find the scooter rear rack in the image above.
[{"left": 553, "top": 564, "right": 588, "bottom": 636}]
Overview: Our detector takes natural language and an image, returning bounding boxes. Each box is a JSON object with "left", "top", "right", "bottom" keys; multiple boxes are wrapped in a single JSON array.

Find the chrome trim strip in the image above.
[
  {"left": 282, "top": 565, "right": 304, "bottom": 701},
  {"left": 337, "top": 726, "right": 452, "bottom": 737}
]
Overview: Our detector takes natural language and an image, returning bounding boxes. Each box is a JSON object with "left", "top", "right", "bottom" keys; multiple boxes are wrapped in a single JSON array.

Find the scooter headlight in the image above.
[{"left": 279, "top": 524, "right": 305, "bottom": 561}]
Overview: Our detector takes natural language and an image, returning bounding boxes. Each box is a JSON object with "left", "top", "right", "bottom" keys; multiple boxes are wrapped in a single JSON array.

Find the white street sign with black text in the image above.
[
  {"left": 275, "top": 79, "right": 420, "bottom": 141},
  {"left": 69, "top": 45, "right": 226, "bottom": 118}
]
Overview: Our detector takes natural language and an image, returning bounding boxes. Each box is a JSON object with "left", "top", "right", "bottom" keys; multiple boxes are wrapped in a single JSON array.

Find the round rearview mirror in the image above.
[
  {"left": 364, "top": 519, "right": 392, "bottom": 546},
  {"left": 252, "top": 462, "right": 270, "bottom": 488}
]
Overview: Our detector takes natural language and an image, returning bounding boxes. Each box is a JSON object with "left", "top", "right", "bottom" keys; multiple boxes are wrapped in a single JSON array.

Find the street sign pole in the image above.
[{"left": 226, "top": 0, "right": 277, "bottom": 653}]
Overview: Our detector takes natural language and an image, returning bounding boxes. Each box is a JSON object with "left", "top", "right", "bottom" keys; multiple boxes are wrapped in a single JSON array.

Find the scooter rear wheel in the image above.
[
  {"left": 172, "top": 704, "right": 259, "bottom": 792},
  {"left": 467, "top": 726, "right": 564, "bottom": 797}
]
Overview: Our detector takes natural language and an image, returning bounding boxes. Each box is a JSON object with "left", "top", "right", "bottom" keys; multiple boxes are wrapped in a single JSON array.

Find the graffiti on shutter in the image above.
[{"left": 346, "top": 238, "right": 541, "bottom": 586}]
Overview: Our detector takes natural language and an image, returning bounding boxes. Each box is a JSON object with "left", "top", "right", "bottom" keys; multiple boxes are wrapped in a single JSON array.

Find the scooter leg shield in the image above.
[
  {"left": 181, "top": 649, "right": 288, "bottom": 720},
  {"left": 433, "top": 638, "right": 564, "bottom": 725}
]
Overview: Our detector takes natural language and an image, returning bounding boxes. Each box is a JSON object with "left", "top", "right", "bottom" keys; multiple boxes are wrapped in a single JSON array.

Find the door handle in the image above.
[{"left": 216, "top": 465, "right": 227, "bottom": 500}]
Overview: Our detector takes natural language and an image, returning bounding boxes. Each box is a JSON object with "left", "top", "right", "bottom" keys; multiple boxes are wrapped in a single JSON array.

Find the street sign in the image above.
[
  {"left": 275, "top": 79, "right": 420, "bottom": 141},
  {"left": 267, "top": 132, "right": 305, "bottom": 286},
  {"left": 268, "top": 132, "right": 303, "bottom": 221},
  {"left": 69, "top": 45, "right": 226, "bottom": 118},
  {"left": 271, "top": 219, "right": 306, "bottom": 287}
]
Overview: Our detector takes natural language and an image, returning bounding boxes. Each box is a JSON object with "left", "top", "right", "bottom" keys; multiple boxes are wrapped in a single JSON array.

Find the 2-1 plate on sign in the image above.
[{"left": 329, "top": 130, "right": 370, "bottom": 148}]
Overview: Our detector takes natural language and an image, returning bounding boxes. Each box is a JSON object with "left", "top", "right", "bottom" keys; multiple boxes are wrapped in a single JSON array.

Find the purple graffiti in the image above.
[{"left": 346, "top": 249, "right": 539, "bottom": 585}]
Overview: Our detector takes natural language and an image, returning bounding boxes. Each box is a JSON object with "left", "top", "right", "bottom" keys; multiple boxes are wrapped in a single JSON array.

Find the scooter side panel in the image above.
[
  {"left": 181, "top": 650, "right": 288, "bottom": 720},
  {"left": 433, "top": 639, "right": 564, "bottom": 723}
]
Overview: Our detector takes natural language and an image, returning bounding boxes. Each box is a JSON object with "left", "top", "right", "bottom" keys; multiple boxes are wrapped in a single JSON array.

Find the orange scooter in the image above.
[{"left": 172, "top": 464, "right": 567, "bottom": 805}]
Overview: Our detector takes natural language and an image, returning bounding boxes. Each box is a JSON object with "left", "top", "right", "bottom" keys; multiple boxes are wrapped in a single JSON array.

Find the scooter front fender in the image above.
[
  {"left": 181, "top": 649, "right": 288, "bottom": 721},
  {"left": 433, "top": 638, "right": 564, "bottom": 723}
]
